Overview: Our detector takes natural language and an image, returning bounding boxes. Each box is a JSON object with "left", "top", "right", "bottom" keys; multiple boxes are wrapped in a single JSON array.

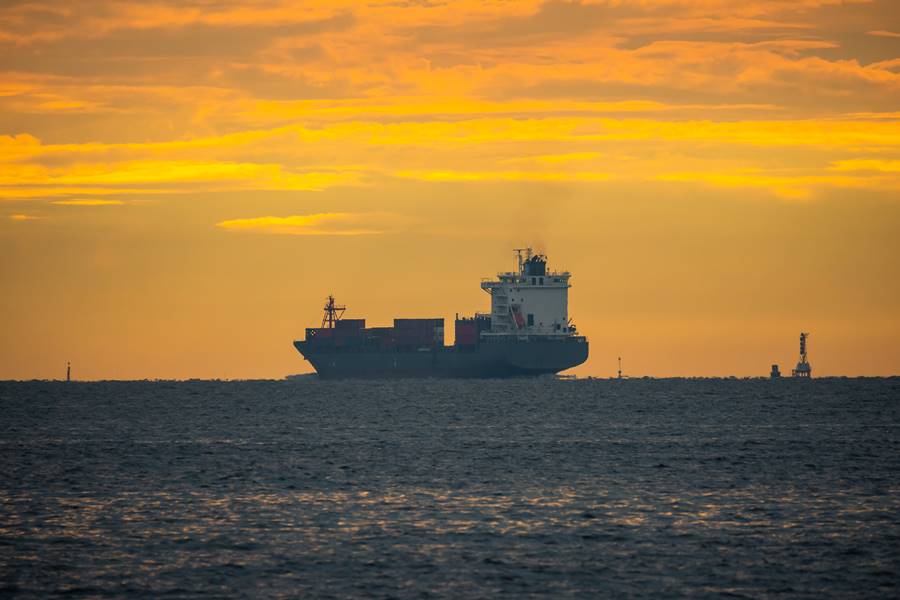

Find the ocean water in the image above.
[{"left": 1, "top": 377, "right": 899, "bottom": 598}]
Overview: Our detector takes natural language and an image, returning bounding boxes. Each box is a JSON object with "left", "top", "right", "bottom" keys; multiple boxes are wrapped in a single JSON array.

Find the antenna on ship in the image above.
[
  {"left": 321, "top": 295, "right": 346, "bottom": 329},
  {"left": 513, "top": 247, "right": 533, "bottom": 275}
]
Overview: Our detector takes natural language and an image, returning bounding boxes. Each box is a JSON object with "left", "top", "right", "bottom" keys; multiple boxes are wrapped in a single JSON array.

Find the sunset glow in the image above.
[{"left": 2, "top": 0, "right": 898, "bottom": 378}]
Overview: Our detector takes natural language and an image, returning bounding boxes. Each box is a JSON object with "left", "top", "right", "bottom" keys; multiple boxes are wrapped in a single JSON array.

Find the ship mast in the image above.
[
  {"left": 513, "top": 247, "right": 533, "bottom": 275},
  {"left": 321, "top": 295, "right": 346, "bottom": 329}
]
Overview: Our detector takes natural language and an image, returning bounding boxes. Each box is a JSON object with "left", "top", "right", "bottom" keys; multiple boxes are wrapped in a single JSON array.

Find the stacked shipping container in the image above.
[
  {"left": 365, "top": 327, "right": 395, "bottom": 350},
  {"left": 393, "top": 318, "right": 444, "bottom": 348},
  {"left": 305, "top": 318, "right": 445, "bottom": 350},
  {"left": 334, "top": 319, "right": 365, "bottom": 347},
  {"left": 454, "top": 315, "right": 491, "bottom": 347}
]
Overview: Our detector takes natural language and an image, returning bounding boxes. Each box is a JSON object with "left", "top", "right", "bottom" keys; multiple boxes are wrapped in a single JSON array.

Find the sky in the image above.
[{"left": 1, "top": 0, "right": 899, "bottom": 379}]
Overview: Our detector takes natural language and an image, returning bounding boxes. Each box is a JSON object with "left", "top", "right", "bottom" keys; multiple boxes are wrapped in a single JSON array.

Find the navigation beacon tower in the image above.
[{"left": 791, "top": 332, "right": 812, "bottom": 378}]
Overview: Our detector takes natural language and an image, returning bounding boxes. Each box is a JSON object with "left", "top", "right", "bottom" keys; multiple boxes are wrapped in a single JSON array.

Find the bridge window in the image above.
[
  {"left": 527, "top": 314, "right": 534, "bottom": 327},
  {"left": 539, "top": 277, "right": 544, "bottom": 285}
]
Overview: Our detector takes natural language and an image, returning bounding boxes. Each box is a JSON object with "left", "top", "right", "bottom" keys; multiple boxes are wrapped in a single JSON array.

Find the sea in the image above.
[{"left": 1, "top": 377, "right": 898, "bottom": 598}]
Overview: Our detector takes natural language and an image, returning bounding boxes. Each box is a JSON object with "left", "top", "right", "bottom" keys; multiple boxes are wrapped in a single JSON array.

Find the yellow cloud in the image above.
[
  {"left": 657, "top": 169, "right": 900, "bottom": 199},
  {"left": 4, "top": 118, "right": 898, "bottom": 168},
  {"left": 51, "top": 199, "right": 125, "bottom": 206},
  {"left": 393, "top": 169, "right": 613, "bottom": 182},
  {"left": 0, "top": 187, "right": 161, "bottom": 200},
  {"left": 0, "top": 159, "right": 362, "bottom": 200},
  {"left": 4, "top": 115, "right": 898, "bottom": 203},
  {"left": 9, "top": 213, "right": 42, "bottom": 220},
  {"left": 216, "top": 212, "right": 407, "bottom": 236},
  {"left": 243, "top": 98, "right": 716, "bottom": 123},
  {"left": 8, "top": 114, "right": 899, "bottom": 171},
  {"left": 526, "top": 152, "right": 604, "bottom": 164},
  {"left": 830, "top": 159, "right": 900, "bottom": 172}
]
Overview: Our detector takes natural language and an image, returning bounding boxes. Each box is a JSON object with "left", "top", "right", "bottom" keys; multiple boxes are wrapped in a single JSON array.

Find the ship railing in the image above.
[
  {"left": 493, "top": 270, "right": 570, "bottom": 276},
  {"left": 483, "top": 271, "right": 571, "bottom": 282},
  {"left": 479, "top": 333, "right": 586, "bottom": 343}
]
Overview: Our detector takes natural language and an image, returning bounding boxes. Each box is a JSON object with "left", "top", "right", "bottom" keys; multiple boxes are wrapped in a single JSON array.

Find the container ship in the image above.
[{"left": 293, "top": 249, "right": 588, "bottom": 378}]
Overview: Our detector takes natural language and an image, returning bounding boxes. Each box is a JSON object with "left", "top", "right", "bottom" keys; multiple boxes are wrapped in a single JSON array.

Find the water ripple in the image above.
[{"left": 1, "top": 378, "right": 899, "bottom": 597}]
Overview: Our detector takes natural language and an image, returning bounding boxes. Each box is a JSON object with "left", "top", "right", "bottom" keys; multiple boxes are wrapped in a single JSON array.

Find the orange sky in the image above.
[{"left": 1, "top": 0, "right": 899, "bottom": 379}]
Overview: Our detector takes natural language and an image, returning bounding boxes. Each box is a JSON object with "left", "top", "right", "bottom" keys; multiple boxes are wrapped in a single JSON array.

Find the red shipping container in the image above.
[{"left": 455, "top": 322, "right": 477, "bottom": 346}]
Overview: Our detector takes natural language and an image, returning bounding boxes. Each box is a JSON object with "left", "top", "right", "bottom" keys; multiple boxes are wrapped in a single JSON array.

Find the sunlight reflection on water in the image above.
[{"left": 1, "top": 378, "right": 899, "bottom": 597}]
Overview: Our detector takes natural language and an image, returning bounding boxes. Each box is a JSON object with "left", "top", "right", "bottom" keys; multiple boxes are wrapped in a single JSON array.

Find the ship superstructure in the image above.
[
  {"left": 292, "top": 249, "right": 588, "bottom": 379},
  {"left": 481, "top": 248, "right": 574, "bottom": 336}
]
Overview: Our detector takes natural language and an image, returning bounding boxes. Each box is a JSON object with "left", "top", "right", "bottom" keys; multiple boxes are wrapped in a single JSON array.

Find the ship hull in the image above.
[{"left": 293, "top": 337, "right": 588, "bottom": 379}]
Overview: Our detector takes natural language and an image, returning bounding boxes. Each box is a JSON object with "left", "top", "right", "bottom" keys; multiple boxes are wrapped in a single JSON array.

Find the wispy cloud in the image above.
[
  {"left": 657, "top": 168, "right": 900, "bottom": 200},
  {"left": 830, "top": 159, "right": 900, "bottom": 172},
  {"left": 0, "top": 0, "right": 897, "bottom": 207},
  {"left": 393, "top": 169, "right": 613, "bottom": 183},
  {"left": 9, "top": 213, "right": 43, "bottom": 220},
  {"left": 50, "top": 199, "right": 124, "bottom": 205},
  {"left": 215, "top": 212, "right": 409, "bottom": 236},
  {"left": 1, "top": 115, "right": 897, "bottom": 203},
  {"left": 867, "top": 30, "right": 900, "bottom": 38},
  {"left": 0, "top": 155, "right": 362, "bottom": 200}
]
